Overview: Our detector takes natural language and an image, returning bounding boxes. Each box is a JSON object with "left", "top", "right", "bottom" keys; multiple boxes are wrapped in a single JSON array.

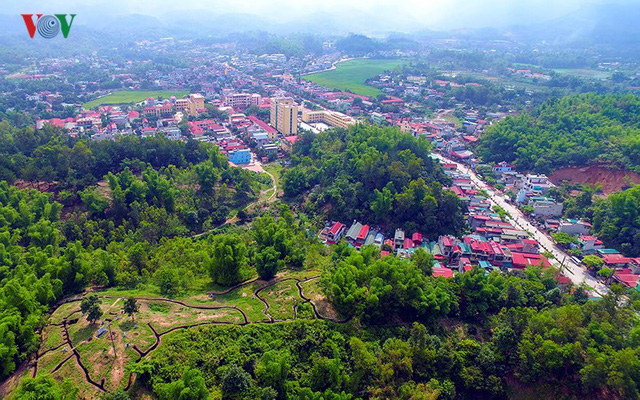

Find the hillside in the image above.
[
  {"left": 282, "top": 124, "right": 466, "bottom": 238},
  {"left": 476, "top": 94, "right": 640, "bottom": 174}
]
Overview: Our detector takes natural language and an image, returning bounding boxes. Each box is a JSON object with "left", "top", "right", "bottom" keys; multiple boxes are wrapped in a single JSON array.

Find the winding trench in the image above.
[{"left": 30, "top": 273, "right": 347, "bottom": 396}]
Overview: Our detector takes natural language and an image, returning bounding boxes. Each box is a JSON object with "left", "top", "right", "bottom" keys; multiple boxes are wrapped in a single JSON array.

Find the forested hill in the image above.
[
  {"left": 476, "top": 94, "right": 640, "bottom": 174},
  {"left": 282, "top": 124, "right": 466, "bottom": 239}
]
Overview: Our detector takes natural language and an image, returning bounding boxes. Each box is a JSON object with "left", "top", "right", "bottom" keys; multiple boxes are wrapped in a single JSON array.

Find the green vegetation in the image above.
[
  {"left": 590, "top": 184, "right": 640, "bottom": 256},
  {"left": 283, "top": 125, "right": 465, "bottom": 238},
  {"left": 303, "top": 59, "right": 405, "bottom": 97},
  {"left": 129, "top": 256, "right": 640, "bottom": 399},
  {"left": 476, "top": 94, "right": 640, "bottom": 174},
  {"left": 83, "top": 90, "right": 189, "bottom": 109}
]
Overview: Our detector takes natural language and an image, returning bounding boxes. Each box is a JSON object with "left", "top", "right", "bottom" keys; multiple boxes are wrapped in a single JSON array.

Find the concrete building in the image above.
[
  {"left": 530, "top": 197, "right": 564, "bottom": 217},
  {"left": 301, "top": 108, "right": 357, "bottom": 129},
  {"left": 225, "top": 93, "right": 261, "bottom": 110},
  {"left": 228, "top": 149, "right": 251, "bottom": 165},
  {"left": 558, "top": 219, "right": 592, "bottom": 236},
  {"left": 270, "top": 97, "right": 299, "bottom": 136}
]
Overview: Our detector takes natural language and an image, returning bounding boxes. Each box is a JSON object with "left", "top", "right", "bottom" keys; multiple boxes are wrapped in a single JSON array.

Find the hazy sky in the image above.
[{"left": 6, "top": 0, "right": 623, "bottom": 31}]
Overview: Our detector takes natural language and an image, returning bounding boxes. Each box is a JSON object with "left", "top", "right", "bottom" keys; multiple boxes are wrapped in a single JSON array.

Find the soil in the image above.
[{"left": 550, "top": 165, "right": 640, "bottom": 196}]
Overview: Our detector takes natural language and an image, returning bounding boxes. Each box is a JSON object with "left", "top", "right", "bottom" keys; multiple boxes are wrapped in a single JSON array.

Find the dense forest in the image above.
[
  {"left": 476, "top": 94, "right": 640, "bottom": 174},
  {"left": 282, "top": 125, "right": 466, "bottom": 239}
]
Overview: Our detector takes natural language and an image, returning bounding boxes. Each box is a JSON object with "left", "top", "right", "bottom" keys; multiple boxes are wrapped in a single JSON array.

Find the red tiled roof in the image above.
[{"left": 248, "top": 115, "right": 277, "bottom": 134}]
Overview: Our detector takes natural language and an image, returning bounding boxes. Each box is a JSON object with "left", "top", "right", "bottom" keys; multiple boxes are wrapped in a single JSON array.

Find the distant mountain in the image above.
[{"left": 504, "top": 2, "right": 640, "bottom": 50}]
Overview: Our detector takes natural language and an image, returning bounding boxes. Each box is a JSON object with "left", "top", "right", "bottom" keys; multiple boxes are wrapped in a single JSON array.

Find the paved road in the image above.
[{"left": 436, "top": 154, "right": 608, "bottom": 295}]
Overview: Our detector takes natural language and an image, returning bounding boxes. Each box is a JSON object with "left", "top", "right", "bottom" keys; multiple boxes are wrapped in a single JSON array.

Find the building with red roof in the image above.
[
  {"left": 511, "top": 252, "right": 551, "bottom": 269},
  {"left": 326, "top": 222, "right": 345, "bottom": 243},
  {"left": 433, "top": 267, "right": 454, "bottom": 278}
]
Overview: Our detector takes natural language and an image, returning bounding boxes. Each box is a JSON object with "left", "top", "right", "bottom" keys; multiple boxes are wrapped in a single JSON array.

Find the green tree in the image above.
[
  {"left": 210, "top": 235, "right": 247, "bottom": 286},
  {"left": 255, "top": 246, "right": 281, "bottom": 281},
  {"left": 154, "top": 368, "right": 209, "bottom": 400},
  {"left": 123, "top": 298, "right": 139, "bottom": 321},
  {"left": 583, "top": 255, "right": 604, "bottom": 271},
  {"left": 80, "top": 294, "right": 103, "bottom": 324},
  {"left": 219, "top": 364, "right": 251, "bottom": 398},
  {"left": 12, "top": 374, "right": 78, "bottom": 400}
]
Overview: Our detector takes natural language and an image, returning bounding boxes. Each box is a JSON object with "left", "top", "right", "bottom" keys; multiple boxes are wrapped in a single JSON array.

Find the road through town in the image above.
[{"left": 436, "top": 154, "right": 608, "bottom": 295}]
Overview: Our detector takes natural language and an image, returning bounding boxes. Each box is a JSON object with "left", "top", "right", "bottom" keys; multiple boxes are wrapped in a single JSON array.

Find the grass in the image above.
[
  {"left": 41, "top": 325, "right": 64, "bottom": 350},
  {"left": 553, "top": 68, "right": 611, "bottom": 80},
  {"left": 208, "top": 281, "right": 268, "bottom": 322},
  {"left": 261, "top": 280, "right": 304, "bottom": 320},
  {"left": 303, "top": 58, "right": 406, "bottom": 97},
  {"left": 83, "top": 90, "right": 189, "bottom": 108}
]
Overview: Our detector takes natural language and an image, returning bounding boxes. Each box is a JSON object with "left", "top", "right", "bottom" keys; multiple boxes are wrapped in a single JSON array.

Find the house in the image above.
[
  {"left": 412, "top": 232, "right": 423, "bottom": 246},
  {"left": 432, "top": 266, "right": 454, "bottom": 278},
  {"left": 511, "top": 252, "right": 551, "bottom": 269},
  {"left": 577, "top": 236, "right": 604, "bottom": 254},
  {"left": 326, "top": 222, "right": 345, "bottom": 243},
  {"left": 493, "top": 161, "right": 516, "bottom": 174},
  {"left": 281, "top": 135, "right": 300, "bottom": 152},
  {"left": 529, "top": 197, "right": 563, "bottom": 217},
  {"left": 356, "top": 225, "right": 370, "bottom": 247},
  {"left": 523, "top": 174, "right": 554, "bottom": 194},
  {"left": 599, "top": 252, "right": 633, "bottom": 269},
  {"left": 558, "top": 219, "right": 591, "bottom": 236},
  {"left": 438, "top": 236, "right": 455, "bottom": 258},
  {"left": 613, "top": 269, "right": 640, "bottom": 289},
  {"left": 394, "top": 229, "right": 405, "bottom": 250},
  {"left": 345, "top": 221, "right": 363, "bottom": 244}
]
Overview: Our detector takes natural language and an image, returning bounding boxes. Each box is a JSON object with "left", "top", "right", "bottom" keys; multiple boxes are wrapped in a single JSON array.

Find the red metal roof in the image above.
[
  {"left": 357, "top": 225, "right": 370, "bottom": 240},
  {"left": 329, "top": 222, "right": 344, "bottom": 235}
]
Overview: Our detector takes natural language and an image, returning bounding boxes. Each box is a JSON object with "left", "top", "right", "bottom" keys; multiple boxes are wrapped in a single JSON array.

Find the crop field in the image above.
[
  {"left": 83, "top": 90, "right": 189, "bottom": 108},
  {"left": 303, "top": 58, "right": 406, "bottom": 97}
]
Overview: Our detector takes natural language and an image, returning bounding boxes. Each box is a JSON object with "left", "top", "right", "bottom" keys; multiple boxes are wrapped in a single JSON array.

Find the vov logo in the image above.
[{"left": 21, "top": 14, "right": 76, "bottom": 39}]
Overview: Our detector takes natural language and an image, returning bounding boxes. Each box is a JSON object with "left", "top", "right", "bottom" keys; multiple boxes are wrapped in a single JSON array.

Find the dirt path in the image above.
[{"left": 23, "top": 273, "right": 345, "bottom": 397}]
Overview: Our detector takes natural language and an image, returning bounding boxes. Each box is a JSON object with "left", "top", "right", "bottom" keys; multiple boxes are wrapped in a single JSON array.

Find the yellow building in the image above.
[
  {"left": 175, "top": 94, "right": 206, "bottom": 117},
  {"left": 270, "top": 97, "right": 299, "bottom": 136},
  {"left": 301, "top": 108, "right": 356, "bottom": 130}
]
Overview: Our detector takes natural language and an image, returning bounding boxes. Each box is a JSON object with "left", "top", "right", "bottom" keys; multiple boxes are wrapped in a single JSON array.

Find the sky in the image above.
[{"left": 5, "top": 0, "right": 628, "bottom": 32}]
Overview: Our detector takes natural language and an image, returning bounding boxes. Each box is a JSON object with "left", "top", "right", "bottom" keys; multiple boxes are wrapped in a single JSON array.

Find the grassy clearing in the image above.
[
  {"left": 136, "top": 300, "right": 243, "bottom": 334},
  {"left": 300, "top": 278, "right": 340, "bottom": 320},
  {"left": 553, "top": 68, "right": 611, "bottom": 79},
  {"left": 83, "top": 90, "right": 189, "bottom": 108},
  {"left": 49, "top": 301, "right": 80, "bottom": 324},
  {"left": 261, "top": 280, "right": 304, "bottom": 320},
  {"left": 206, "top": 281, "right": 268, "bottom": 322},
  {"left": 50, "top": 354, "right": 98, "bottom": 399},
  {"left": 38, "top": 346, "right": 69, "bottom": 375},
  {"left": 304, "top": 59, "right": 406, "bottom": 97},
  {"left": 41, "top": 325, "right": 65, "bottom": 351}
]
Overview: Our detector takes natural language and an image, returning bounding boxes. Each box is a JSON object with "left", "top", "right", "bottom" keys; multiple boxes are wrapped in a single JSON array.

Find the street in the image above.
[{"left": 436, "top": 154, "right": 609, "bottom": 295}]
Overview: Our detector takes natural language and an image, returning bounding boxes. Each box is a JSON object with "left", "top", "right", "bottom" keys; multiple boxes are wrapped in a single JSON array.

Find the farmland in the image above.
[{"left": 303, "top": 58, "right": 406, "bottom": 97}]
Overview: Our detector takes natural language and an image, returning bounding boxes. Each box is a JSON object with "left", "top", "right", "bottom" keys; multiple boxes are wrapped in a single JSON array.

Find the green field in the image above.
[
  {"left": 83, "top": 90, "right": 189, "bottom": 109},
  {"left": 553, "top": 68, "right": 612, "bottom": 80},
  {"left": 303, "top": 58, "right": 406, "bottom": 97}
]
